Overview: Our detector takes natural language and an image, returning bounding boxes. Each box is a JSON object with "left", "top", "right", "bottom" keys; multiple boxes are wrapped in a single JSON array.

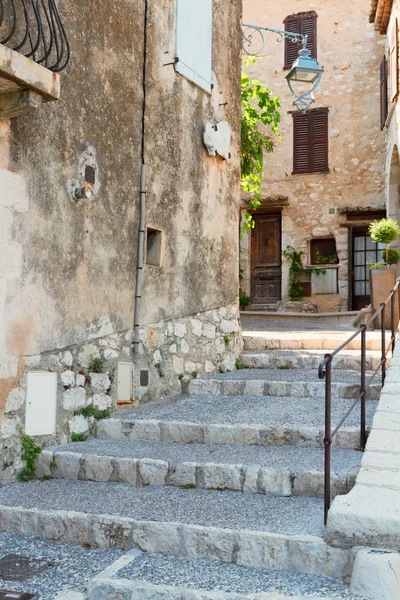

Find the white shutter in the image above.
[
  {"left": 389, "top": 19, "right": 399, "bottom": 103},
  {"left": 175, "top": 0, "right": 213, "bottom": 93},
  {"left": 311, "top": 269, "right": 338, "bottom": 295}
]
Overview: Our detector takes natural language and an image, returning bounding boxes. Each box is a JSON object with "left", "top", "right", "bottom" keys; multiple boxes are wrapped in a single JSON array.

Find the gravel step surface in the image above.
[
  {"left": 201, "top": 369, "right": 371, "bottom": 383},
  {"left": 0, "top": 480, "right": 326, "bottom": 537},
  {"left": 118, "top": 394, "right": 378, "bottom": 428},
  {"left": 241, "top": 318, "right": 356, "bottom": 332},
  {"left": 116, "top": 552, "right": 365, "bottom": 599},
  {"left": 0, "top": 531, "right": 123, "bottom": 599},
  {"left": 52, "top": 438, "right": 361, "bottom": 480}
]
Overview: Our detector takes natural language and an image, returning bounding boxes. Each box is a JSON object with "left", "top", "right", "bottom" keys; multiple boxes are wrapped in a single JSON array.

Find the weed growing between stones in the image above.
[
  {"left": 278, "top": 365, "right": 293, "bottom": 370},
  {"left": 88, "top": 355, "right": 107, "bottom": 373},
  {"left": 178, "top": 374, "right": 184, "bottom": 381},
  {"left": 71, "top": 432, "right": 87, "bottom": 442},
  {"left": 218, "top": 365, "right": 226, "bottom": 373},
  {"left": 75, "top": 405, "right": 110, "bottom": 421},
  {"left": 191, "top": 371, "right": 199, "bottom": 379},
  {"left": 224, "top": 335, "right": 231, "bottom": 348},
  {"left": 155, "top": 363, "right": 165, "bottom": 378},
  {"left": 235, "top": 358, "right": 248, "bottom": 370},
  {"left": 18, "top": 428, "right": 42, "bottom": 481},
  {"left": 183, "top": 483, "right": 196, "bottom": 489}
]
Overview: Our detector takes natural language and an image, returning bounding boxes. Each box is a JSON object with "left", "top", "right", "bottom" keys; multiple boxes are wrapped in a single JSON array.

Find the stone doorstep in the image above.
[
  {"left": 187, "top": 379, "right": 380, "bottom": 400},
  {"left": 0, "top": 506, "right": 354, "bottom": 577},
  {"left": 96, "top": 419, "right": 363, "bottom": 450},
  {"left": 35, "top": 450, "right": 357, "bottom": 499},
  {"left": 240, "top": 353, "right": 387, "bottom": 371},
  {"left": 243, "top": 335, "right": 382, "bottom": 352},
  {"left": 87, "top": 577, "right": 348, "bottom": 600}
]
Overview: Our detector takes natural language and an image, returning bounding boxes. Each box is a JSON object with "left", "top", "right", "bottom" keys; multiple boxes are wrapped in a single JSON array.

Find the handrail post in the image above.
[
  {"left": 381, "top": 302, "right": 386, "bottom": 385},
  {"left": 360, "top": 324, "right": 367, "bottom": 452},
  {"left": 392, "top": 289, "right": 396, "bottom": 354},
  {"left": 324, "top": 354, "right": 332, "bottom": 526}
]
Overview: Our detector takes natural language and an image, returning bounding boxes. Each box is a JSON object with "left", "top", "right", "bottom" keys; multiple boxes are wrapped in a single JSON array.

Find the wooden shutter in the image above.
[
  {"left": 381, "top": 55, "right": 388, "bottom": 129},
  {"left": 293, "top": 109, "right": 329, "bottom": 174},
  {"left": 284, "top": 12, "right": 317, "bottom": 69},
  {"left": 175, "top": 0, "right": 213, "bottom": 93},
  {"left": 388, "top": 19, "right": 399, "bottom": 103}
]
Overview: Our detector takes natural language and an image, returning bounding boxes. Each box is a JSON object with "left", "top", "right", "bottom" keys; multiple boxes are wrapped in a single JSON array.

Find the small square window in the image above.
[
  {"left": 146, "top": 227, "right": 163, "bottom": 267},
  {"left": 310, "top": 238, "right": 338, "bottom": 265}
]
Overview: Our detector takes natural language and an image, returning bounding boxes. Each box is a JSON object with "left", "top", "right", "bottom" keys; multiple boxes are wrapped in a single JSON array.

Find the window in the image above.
[
  {"left": 284, "top": 11, "right": 317, "bottom": 70},
  {"left": 146, "top": 227, "right": 163, "bottom": 267},
  {"left": 292, "top": 108, "right": 329, "bottom": 174},
  {"left": 174, "top": 0, "right": 213, "bottom": 93},
  {"left": 310, "top": 239, "right": 338, "bottom": 265},
  {"left": 380, "top": 55, "right": 388, "bottom": 129},
  {"left": 388, "top": 19, "right": 399, "bottom": 104}
]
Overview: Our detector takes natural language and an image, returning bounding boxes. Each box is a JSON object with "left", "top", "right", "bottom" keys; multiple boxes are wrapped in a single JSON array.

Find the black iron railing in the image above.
[
  {"left": 0, "top": 0, "right": 69, "bottom": 72},
  {"left": 318, "top": 278, "right": 400, "bottom": 525}
]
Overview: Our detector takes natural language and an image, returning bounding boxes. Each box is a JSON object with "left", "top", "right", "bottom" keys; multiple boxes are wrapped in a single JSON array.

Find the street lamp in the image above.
[{"left": 242, "top": 23, "right": 324, "bottom": 112}]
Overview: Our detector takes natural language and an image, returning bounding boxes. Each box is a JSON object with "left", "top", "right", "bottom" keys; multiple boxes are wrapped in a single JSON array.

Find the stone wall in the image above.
[
  {"left": 0, "top": 0, "right": 242, "bottom": 482},
  {"left": 241, "top": 0, "right": 386, "bottom": 312}
]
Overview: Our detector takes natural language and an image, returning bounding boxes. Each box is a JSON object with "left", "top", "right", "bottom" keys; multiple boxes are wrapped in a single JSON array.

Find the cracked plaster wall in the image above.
[{"left": 0, "top": 0, "right": 242, "bottom": 482}]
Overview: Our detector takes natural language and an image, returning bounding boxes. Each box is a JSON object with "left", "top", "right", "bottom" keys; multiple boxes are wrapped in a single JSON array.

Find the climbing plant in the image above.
[
  {"left": 241, "top": 58, "right": 281, "bottom": 232},
  {"left": 282, "top": 246, "right": 326, "bottom": 301},
  {"left": 19, "top": 428, "right": 42, "bottom": 481}
]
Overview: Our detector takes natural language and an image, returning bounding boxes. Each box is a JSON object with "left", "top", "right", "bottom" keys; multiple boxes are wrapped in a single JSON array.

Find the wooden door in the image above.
[
  {"left": 251, "top": 213, "right": 282, "bottom": 305},
  {"left": 351, "top": 229, "right": 386, "bottom": 311}
]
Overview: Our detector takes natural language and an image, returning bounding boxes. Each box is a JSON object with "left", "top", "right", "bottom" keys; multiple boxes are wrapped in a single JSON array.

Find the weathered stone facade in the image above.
[
  {"left": 241, "top": 0, "right": 386, "bottom": 312},
  {"left": 0, "top": 0, "right": 242, "bottom": 482}
]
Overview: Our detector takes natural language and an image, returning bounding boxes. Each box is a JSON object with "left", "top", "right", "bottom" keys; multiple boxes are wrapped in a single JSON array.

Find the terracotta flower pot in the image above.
[{"left": 370, "top": 268, "right": 398, "bottom": 329}]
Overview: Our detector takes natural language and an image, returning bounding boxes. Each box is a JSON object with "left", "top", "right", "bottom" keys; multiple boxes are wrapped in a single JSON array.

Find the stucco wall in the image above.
[
  {"left": 241, "top": 0, "right": 385, "bottom": 311},
  {"left": 0, "top": 0, "right": 242, "bottom": 482}
]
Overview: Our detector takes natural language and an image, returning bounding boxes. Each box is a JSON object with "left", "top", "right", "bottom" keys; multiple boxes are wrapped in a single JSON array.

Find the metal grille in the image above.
[
  {"left": 140, "top": 370, "right": 149, "bottom": 387},
  {"left": 0, "top": 555, "right": 49, "bottom": 582},
  {"left": 0, "top": 0, "right": 70, "bottom": 72},
  {"left": 0, "top": 591, "right": 35, "bottom": 599},
  {"left": 85, "top": 165, "right": 96, "bottom": 185}
]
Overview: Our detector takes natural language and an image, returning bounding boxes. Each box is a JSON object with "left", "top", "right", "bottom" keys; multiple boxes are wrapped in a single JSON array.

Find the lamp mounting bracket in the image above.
[{"left": 242, "top": 23, "right": 307, "bottom": 58}]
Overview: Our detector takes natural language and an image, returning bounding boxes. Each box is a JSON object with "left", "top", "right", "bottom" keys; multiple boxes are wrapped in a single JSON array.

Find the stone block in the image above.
[
  {"left": 91, "top": 393, "right": 112, "bottom": 411},
  {"left": 188, "top": 379, "right": 220, "bottom": 395},
  {"left": 38, "top": 510, "right": 91, "bottom": 545},
  {"left": 138, "top": 458, "right": 168, "bottom": 485},
  {"left": 76, "top": 374, "right": 86, "bottom": 387},
  {"left": 159, "top": 421, "right": 203, "bottom": 443},
  {"left": 61, "top": 351, "right": 73, "bottom": 367},
  {"left": 181, "top": 524, "right": 236, "bottom": 563},
  {"left": 350, "top": 548, "right": 400, "bottom": 600},
  {"left": 84, "top": 455, "right": 113, "bottom": 482},
  {"left": 236, "top": 530, "right": 289, "bottom": 570},
  {"left": 92, "top": 515, "right": 132, "bottom": 549},
  {"left": 5, "top": 387, "right": 25, "bottom": 413},
  {"left": 96, "top": 418, "right": 123, "bottom": 439},
  {"left": 35, "top": 450, "right": 53, "bottom": 478},
  {"left": 68, "top": 415, "right": 90, "bottom": 435},
  {"left": 90, "top": 373, "right": 111, "bottom": 393},
  {"left": 63, "top": 388, "right": 86, "bottom": 411},
  {"left": 118, "top": 458, "right": 137, "bottom": 485},
  {"left": 265, "top": 382, "right": 287, "bottom": 396},
  {"left": 221, "top": 380, "right": 244, "bottom": 395},
  {"left": 174, "top": 323, "right": 187, "bottom": 338},
  {"left": 104, "top": 348, "right": 118, "bottom": 359},
  {"left": 220, "top": 319, "right": 238, "bottom": 333},
  {"left": 203, "top": 323, "right": 216, "bottom": 339},
  {"left": 130, "top": 520, "right": 181, "bottom": 555},
  {"left": 288, "top": 536, "right": 352, "bottom": 577},
  {"left": 53, "top": 451, "right": 82, "bottom": 479},
  {"left": 204, "top": 424, "right": 259, "bottom": 445},
  {"left": 61, "top": 370, "right": 75, "bottom": 387},
  {"left": 243, "top": 380, "right": 264, "bottom": 396},
  {"left": 129, "top": 420, "right": 161, "bottom": 441},
  {"left": 78, "top": 344, "right": 100, "bottom": 368},
  {"left": 191, "top": 319, "right": 203, "bottom": 336},
  {"left": 243, "top": 466, "right": 260, "bottom": 493},
  {"left": 0, "top": 506, "right": 39, "bottom": 536},
  {"left": 173, "top": 355, "right": 184, "bottom": 375},
  {"left": 293, "top": 470, "right": 342, "bottom": 498},
  {"left": 169, "top": 462, "right": 197, "bottom": 487},
  {"left": 259, "top": 467, "right": 291, "bottom": 496},
  {"left": 200, "top": 463, "right": 242, "bottom": 491}
]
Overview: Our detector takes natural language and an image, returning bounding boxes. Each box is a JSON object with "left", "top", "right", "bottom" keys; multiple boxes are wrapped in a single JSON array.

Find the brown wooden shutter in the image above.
[
  {"left": 389, "top": 19, "right": 399, "bottom": 103},
  {"left": 284, "top": 12, "right": 317, "bottom": 69},
  {"left": 381, "top": 55, "right": 388, "bottom": 129},
  {"left": 293, "top": 109, "right": 329, "bottom": 174}
]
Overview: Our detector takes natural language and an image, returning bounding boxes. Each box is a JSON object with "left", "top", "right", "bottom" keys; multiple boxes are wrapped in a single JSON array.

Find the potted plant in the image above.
[{"left": 368, "top": 218, "right": 400, "bottom": 328}]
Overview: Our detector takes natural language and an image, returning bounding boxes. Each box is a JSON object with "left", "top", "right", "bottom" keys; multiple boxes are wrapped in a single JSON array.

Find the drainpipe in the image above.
[{"left": 133, "top": 0, "right": 148, "bottom": 354}]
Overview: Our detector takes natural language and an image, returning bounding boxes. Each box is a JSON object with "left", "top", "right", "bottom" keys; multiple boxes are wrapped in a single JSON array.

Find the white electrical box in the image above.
[
  {"left": 25, "top": 371, "right": 57, "bottom": 436},
  {"left": 117, "top": 361, "right": 133, "bottom": 404}
]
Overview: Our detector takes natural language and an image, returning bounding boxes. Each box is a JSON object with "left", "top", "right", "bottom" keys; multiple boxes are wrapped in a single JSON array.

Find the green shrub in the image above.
[
  {"left": 384, "top": 248, "right": 400, "bottom": 266},
  {"left": 367, "top": 260, "right": 384, "bottom": 270},
  {"left": 18, "top": 428, "right": 42, "bottom": 481},
  {"left": 75, "top": 405, "right": 110, "bottom": 421},
  {"left": 71, "top": 432, "right": 87, "bottom": 442},
  {"left": 88, "top": 355, "right": 106, "bottom": 373},
  {"left": 239, "top": 291, "right": 251, "bottom": 307}
]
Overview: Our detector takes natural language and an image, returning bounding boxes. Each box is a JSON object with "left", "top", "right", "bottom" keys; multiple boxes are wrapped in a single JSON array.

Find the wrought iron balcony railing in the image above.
[{"left": 0, "top": 0, "right": 70, "bottom": 72}]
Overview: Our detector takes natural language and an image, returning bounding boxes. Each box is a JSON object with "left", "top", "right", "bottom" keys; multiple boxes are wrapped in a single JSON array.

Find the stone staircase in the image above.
[{"left": 0, "top": 328, "right": 384, "bottom": 599}]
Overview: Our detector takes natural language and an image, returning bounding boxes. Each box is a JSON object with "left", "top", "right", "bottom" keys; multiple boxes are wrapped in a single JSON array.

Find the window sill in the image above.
[{"left": 292, "top": 169, "right": 330, "bottom": 176}]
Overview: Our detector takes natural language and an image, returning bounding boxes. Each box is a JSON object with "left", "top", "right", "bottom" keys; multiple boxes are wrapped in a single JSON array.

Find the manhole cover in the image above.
[
  {"left": 0, "top": 592, "right": 35, "bottom": 599},
  {"left": 0, "top": 555, "right": 49, "bottom": 582}
]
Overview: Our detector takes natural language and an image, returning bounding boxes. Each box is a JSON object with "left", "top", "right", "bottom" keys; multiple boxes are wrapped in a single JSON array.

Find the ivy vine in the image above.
[
  {"left": 241, "top": 58, "right": 281, "bottom": 232},
  {"left": 282, "top": 246, "right": 326, "bottom": 301}
]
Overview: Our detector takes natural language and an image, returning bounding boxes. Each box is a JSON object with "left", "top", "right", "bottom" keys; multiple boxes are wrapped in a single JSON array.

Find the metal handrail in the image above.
[
  {"left": 318, "top": 278, "right": 400, "bottom": 525},
  {"left": 0, "top": 0, "right": 70, "bottom": 72}
]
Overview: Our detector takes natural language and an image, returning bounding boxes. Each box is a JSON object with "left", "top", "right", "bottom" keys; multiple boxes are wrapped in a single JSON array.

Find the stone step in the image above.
[
  {"left": 0, "top": 479, "right": 353, "bottom": 577},
  {"left": 35, "top": 438, "right": 361, "bottom": 498},
  {"left": 240, "top": 349, "right": 387, "bottom": 371},
  {"left": 188, "top": 369, "right": 380, "bottom": 400},
  {"left": 243, "top": 331, "right": 385, "bottom": 352},
  {"left": 88, "top": 549, "right": 364, "bottom": 600},
  {"left": 96, "top": 394, "right": 377, "bottom": 450}
]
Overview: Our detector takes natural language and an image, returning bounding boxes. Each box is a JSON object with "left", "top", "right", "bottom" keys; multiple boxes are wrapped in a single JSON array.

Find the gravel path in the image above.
[
  {"left": 0, "top": 532, "right": 122, "bottom": 599},
  {"left": 119, "top": 394, "right": 378, "bottom": 428},
  {"left": 118, "top": 552, "right": 366, "bottom": 599},
  {"left": 203, "top": 368, "right": 370, "bottom": 383},
  {"left": 52, "top": 439, "right": 361, "bottom": 480},
  {"left": 0, "top": 480, "right": 326, "bottom": 537},
  {"left": 240, "top": 317, "right": 356, "bottom": 332}
]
